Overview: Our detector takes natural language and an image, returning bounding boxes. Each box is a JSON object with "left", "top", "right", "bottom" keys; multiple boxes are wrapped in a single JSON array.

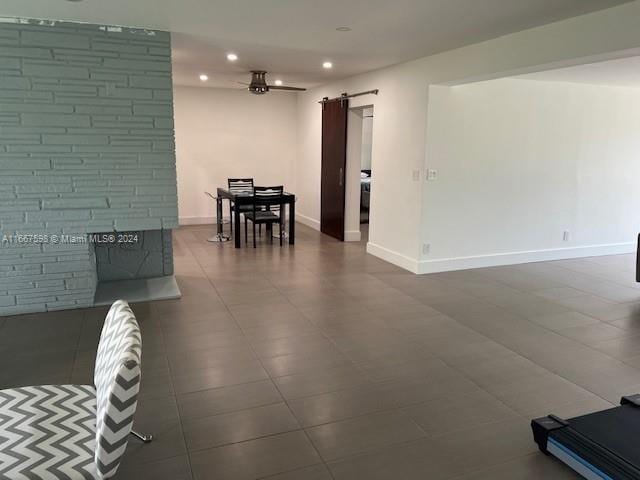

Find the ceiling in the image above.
[
  {"left": 515, "top": 56, "right": 640, "bottom": 87},
  {"left": 0, "top": 0, "right": 632, "bottom": 89}
]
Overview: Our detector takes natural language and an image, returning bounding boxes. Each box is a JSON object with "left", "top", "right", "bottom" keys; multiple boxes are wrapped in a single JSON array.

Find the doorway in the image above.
[{"left": 344, "top": 106, "right": 373, "bottom": 242}]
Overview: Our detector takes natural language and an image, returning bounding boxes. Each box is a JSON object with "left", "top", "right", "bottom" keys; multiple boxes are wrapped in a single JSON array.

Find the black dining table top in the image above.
[{"left": 217, "top": 188, "right": 295, "bottom": 200}]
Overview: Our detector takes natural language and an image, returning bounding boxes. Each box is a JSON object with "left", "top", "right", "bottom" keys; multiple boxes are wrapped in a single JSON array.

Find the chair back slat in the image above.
[
  {"left": 94, "top": 300, "right": 142, "bottom": 479},
  {"left": 253, "top": 186, "right": 284, "bottom": 211},
  {"left": 228, "top": 178, "right": 254, "bottom": 194}
]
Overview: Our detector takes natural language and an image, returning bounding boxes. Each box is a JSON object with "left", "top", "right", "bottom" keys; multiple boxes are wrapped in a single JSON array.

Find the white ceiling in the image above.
[
  {"left": 0, "top": 0, "right": 632, "bottom": 89},
  {"left": 515, "top": 56, "right": 640, "bottom": 87}
]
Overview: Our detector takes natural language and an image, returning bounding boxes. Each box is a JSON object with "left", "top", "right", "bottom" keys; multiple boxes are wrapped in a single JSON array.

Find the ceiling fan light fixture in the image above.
[
  {"left": 199, "top": 74, "right": 208, "bottom": 82},
  {"left": 226, "top": 53, "right": 238, "bottom": 62},
  {"left": 245, "top": 71, "right": 306, "bottom": 94},
  {"left": 322, "top": 61, "right": 333, "bottom": 69}
]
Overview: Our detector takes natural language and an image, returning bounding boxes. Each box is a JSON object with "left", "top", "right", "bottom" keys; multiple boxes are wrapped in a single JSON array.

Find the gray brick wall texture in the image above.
[
  {"left": 95, "top": 229, "right": 174, "bottom": 281},
  {"left": 0, "top": 19, "right": 178, "bottom": 316}
]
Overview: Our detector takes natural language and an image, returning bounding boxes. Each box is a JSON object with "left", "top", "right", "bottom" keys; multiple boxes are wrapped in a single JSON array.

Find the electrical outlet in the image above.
[
  {"left": 563, "top": 231, "right": 570, "bottom": 242},
  {"left": 423, "top": 243, "right": 431, "bottom": 255},
  {"left": 427, "top": 169, "right": 438, "bottom": 181},
  {"left": 412, "top": 170, "right": 421, "bottom": 181}
]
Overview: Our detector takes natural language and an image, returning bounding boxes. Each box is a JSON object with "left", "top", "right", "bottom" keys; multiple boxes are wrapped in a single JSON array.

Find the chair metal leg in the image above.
[
  {"left": 253, "top": 222, "right": 256, "bottom": 248},
  {"left": 228, "top": 203, "right": 233, "bottom": 237},
  {"left": 130, "top": 430, "right": 153, "bottom": 443},
  {"left": 245, "top": 217, "right": 248, "bottom": 243}
]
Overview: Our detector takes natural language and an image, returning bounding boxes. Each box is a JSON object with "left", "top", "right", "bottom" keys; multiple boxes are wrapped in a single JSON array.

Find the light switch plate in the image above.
[
  {"left": 427, "top": 169, "right": 438, "bottom": 181},
  {"left": 412, "top": 170, "right": 421, "bottom": 181}
]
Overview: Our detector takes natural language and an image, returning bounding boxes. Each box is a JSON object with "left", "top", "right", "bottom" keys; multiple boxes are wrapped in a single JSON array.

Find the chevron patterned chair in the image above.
[{"left": 0, "top": 300, "right": 151, "bottom": 479}]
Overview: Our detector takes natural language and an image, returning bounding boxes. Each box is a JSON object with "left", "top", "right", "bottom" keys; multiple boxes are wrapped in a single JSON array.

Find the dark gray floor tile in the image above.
[
  {"left": 306, "top": 410, "right": 426, "bottom": 461},
  {"left": 261, "top": 349, "right": 350, "bottom": 377},
  {"left": 190, "top": 431, "right": 321, "bottom": 480},
  {"left": 258, "top": 464, "right": 332, "bottom": 480},
  {"left": 451, "top": 453, "right": 581, "bottom": 479},
  {"left": 528, "top": 311, "right": 600, "bottom": 331},
  {"left": 557, "top": 322, "right": 630, "bottom": 346},
  {"left": 531, "top": 287, "right": 588, "bottom": 301},
  {"left": 432, "top": 418, "right": 537, "bottom": 474},
  {"left": 287, "top": 382, "right": 401, "bottom": 427},
  {"left": 183, "top": 402, "right": 300, "bottom": 451},
  {"left": 172, "top": 360, "right": 269, "bottom": 394},
  {"left": 178, "top": 380, "right": 282, "bottom": 420},
  {"left": 116, "top": 455, "right": 193, "bottom": 480},
  {"left": 273, "top": 364, "right": 370, "bottom": 400},
  {"left": 250, "top": 334, "right": 337, "bottom": 359},
  {"left": 328, "top": 438, "right": 465, "bottom": 480},
  {"left": 403, "top": 389, "right": 518, "bottom": 435}
]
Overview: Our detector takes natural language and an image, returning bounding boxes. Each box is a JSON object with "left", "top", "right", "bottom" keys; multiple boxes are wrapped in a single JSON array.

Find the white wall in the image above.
[
  {"left": 422, "top": 79, "right": 640, "bottom": 272},
  {"left": 361, "top": 110, "right": 373, "bottom": 170},
  {"left": 174, "top": 86, "right": 297, "bottom": 224},
  {"left": 295, "top": 1, "right": 640, "bottom": 273}
]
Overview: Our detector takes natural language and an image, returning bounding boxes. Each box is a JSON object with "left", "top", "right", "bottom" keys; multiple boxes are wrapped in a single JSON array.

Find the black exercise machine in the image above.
[{"left": 532, "top": 394, "right": 640, "bottom": 479}]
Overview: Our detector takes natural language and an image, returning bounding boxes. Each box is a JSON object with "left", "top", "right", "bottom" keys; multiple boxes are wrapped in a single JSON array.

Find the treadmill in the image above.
[{"left": 532, "top": 394, "right": 640, "bottom": 479}]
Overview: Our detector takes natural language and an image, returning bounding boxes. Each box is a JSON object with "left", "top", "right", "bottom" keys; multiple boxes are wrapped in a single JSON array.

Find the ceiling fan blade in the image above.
[
  {"left": 268, "top": 85, "right": 307, "bottom": 91},
  {"left": 236, "top": 81, "right": 250, "bottom": 86}
]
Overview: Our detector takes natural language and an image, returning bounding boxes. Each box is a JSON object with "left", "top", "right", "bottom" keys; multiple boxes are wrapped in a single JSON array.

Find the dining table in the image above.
[{"left": 216, "top": 187, "right": 296, "bottom": 248}]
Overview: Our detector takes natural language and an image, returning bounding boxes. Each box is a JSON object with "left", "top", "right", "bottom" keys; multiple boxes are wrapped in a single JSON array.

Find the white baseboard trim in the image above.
[
  {"left": 366, "top": 242, "right": 419, "bottom": 273},
  {"left": 344, "top": 230, "right": 362, "bottom": 242},
  {"left": 297, "top": 213, "right": 320, "bottom": 231},
  {"left": 417, "top": 242, "right": 636, "bottom": 274}
]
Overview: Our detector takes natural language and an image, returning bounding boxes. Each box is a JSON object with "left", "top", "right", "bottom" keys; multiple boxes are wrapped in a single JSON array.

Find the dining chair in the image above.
[
  {"left": 243, "top": 186, "right": 285, "bottom": 248},
  {"left": 227, "top": 178, "right": 254, "bottom": 238},
  {"left": 0, "top": 300, "right": 151, "bottom": 480}
]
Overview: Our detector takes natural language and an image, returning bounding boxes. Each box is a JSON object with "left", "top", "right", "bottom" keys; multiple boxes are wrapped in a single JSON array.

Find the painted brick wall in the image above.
[{"left": 0, "top": 19, "right": 178, "bottom": 316}]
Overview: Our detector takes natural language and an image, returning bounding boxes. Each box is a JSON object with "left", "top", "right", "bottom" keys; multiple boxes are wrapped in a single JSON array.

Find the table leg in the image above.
[
  {"left": 289, "top": 201, "right": 295, "bottom": 245},
  {"left": 234, "top": 205, "right": 241, "bottom": 248}
]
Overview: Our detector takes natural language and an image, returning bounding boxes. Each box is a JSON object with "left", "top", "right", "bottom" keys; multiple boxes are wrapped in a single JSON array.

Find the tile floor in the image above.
[{"left": 3, "top": 224, "right": 640, "bottom": 479}]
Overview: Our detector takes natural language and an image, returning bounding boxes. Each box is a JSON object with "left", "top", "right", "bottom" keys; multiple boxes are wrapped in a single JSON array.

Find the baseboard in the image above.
[
  {"left": 179, "top": 216, "right": 216, "bottom": 226},
  {"left": 297, "top": 213, "right": 320, "bottom": 231},
  {"left": 417, "top": 242, "right": 636, "bottom": 274},
  {"left": 366, "top": 242, "right": 420, "bottom": 273},
  {"left": 344, "top": 230, "right": 362, "bottom": 242}
]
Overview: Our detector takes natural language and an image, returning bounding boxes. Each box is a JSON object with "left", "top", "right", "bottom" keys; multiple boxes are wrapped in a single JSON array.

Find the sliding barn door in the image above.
[{"left": 321, "top": 99, "right": 349, "bottom": 240}]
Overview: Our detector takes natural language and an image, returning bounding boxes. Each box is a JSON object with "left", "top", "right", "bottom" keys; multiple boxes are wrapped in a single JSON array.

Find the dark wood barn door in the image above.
[{"left": 321, "top": 99, "right": 349, "bottom": 240}]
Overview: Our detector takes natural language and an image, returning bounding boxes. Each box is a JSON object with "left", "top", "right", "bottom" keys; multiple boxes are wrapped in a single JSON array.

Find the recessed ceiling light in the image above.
[
  {"left": 274, "top": 79, "right": 283, "bottom": 86},
  {"left": 336, "top": 26, "right": 351, "bottom": 31},
  {"left": 226, "top": 53, "right": 238, "bottom": 61},
  {"left": 199, "top": 74, "right": 208, "bottom": 82},
  {"left": 322, "top": 61, "right": 333, "bottom": 69}
]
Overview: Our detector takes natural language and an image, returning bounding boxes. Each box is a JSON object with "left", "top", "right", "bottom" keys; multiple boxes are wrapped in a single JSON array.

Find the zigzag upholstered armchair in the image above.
[{"left": 0, "top": 300, "right": 151, "bottom": 479}]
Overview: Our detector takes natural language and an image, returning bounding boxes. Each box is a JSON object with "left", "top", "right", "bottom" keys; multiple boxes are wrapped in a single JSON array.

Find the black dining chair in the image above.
[
  {"left": 227, "top": 178, "right": 254, "bottom": 238},
  {"left": 243, "top": 186, "right": 285, "bottom": 248}
]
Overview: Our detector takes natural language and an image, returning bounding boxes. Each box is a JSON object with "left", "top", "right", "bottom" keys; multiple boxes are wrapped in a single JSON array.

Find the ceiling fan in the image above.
[{"left": 240, "top": 71, "right": 306, "bottom": 95}]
